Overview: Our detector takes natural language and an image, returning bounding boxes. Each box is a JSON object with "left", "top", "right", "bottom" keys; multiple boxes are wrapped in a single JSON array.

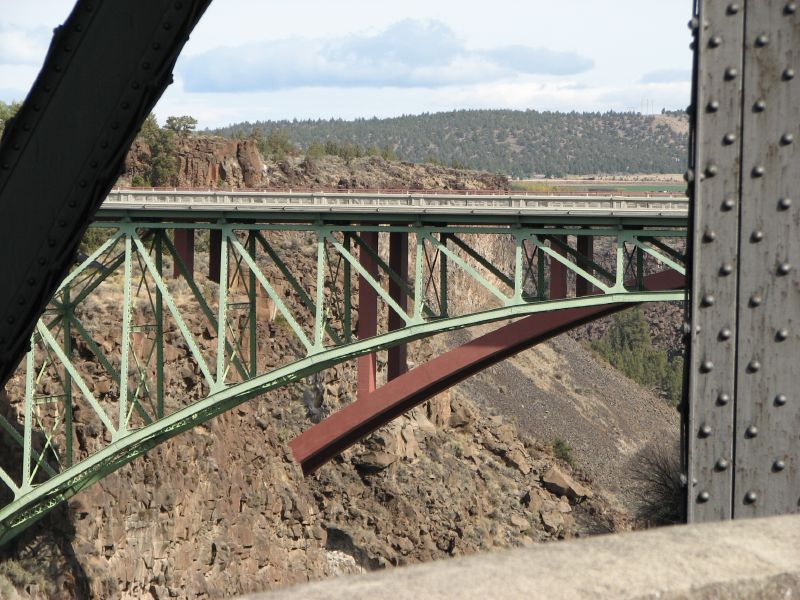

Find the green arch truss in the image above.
[{"left": 0, "top": 219, "right": 686, "bottom": 545}]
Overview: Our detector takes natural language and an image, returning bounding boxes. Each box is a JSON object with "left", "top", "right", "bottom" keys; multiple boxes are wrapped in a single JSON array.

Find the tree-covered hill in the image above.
[{"left": 212, "top": 109, "right": 688, "bottom": 178}]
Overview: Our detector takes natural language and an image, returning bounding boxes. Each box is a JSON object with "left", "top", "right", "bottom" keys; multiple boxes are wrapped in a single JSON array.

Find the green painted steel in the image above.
[{"left": 0, "top": 218, "right": 686, "bottom": 545}]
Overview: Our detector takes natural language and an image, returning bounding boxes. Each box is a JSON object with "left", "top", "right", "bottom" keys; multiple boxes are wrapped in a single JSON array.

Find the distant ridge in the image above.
[{"left": 212, "top": 109, "right": 688, "bottom": 178}]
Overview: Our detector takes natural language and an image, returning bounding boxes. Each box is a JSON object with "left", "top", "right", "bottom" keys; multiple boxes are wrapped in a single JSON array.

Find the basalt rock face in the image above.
[{"left": 120, "top": 136, "right": 508, "bottom": 191}]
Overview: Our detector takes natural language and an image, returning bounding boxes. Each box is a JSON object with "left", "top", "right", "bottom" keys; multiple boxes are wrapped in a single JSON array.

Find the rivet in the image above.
[
  {"left": 703, "top": 228, "right": 717, "bottom": 242},
  {"left": 725, "top": 67, "right": 739, "bottom": 80},
  {"left": 152, "top": 42, "right": 161, "bottom": 51},
  {"left": 746, "top": 425, "right": 759, "bottom": 437},
  {"left": 778, "top": 263, "right": 792, "bottom": 275},
  {"left": 700, "top": 424, "right": 713, "bottom": 437},
  {"left": 111, "top": 122, "right": 119, "bottom": 130},
  {"left": 64, "top": 44, "right": 72, "bottom": 52},
  {"left": 720, "top": 263, "right": 734, "bottom": 276},
  {"left": 753, "top": 100, "right": 766, "bottom": 112},
  {"left": 698, "top": 491, "right": 710, "bottom": 503},
  {"left": 717, "top": 392, "right": 731, "bottom": 406},
  {"left": 709, "top": 35, "right": 722, "bottom": 48},
  {"left": 121, "top": 102, "right": 130, "bottom": 110},
  {"left": 786, "top": 2, "right": 797, "bottom": 14},
  {"left": 775, "top": 394, "right": 787, "bottom": 406},
  {"left": 54, "top": 65, "right": 62, "bottom": 73},
  {"left": 744, "top": 491, "right": 757, "bottom": 504},
  {"left": 85, "top": 3, "right": 94, "bottom": 11},
  {"left": 74, "top": 24, "right": 83, "bottom": 33},
  {"left": 142, "top": 62, "right": 151, "bottom": 71},
  {"left": 783, "top": 68, "right": 796, "bottom": 81},
  {"left": 752, "top": 166, "right": 765, "bottom": 177},
  {"left": 776, "top": 328, "right": 789, "bottom": 341},
  {"left": 27, "top": 277, "right": 35, "bottom": 286},
  {"left": 6, "top": 316, "right": 15, "bottom": 325},
  {"left": 707, "top": 100, "right": 720, "bottom": 112},
  {"left": 778, "top": 197, "right": 792, "bottom": 210},
  {"left": 68, "top": 200, "right": 77, "bottom": 208},
  {"left": 755, "top": 35, "right": 769, "bottom": 47},
  {"left": 722, "top": 197, "right": 735, "bottom": 211},
  {"left": 750, "top": 294, "right": 763, "bottom": 307},
  {"left": 1, "top": 164, "right": 8, "bottom": 171},
  {"left": 57, "top": 219, "right": 66, "bottom": 228},
  {"left": 16, "top": 297, "right": 25, "bottom": 306},
  {"left": 719, "top": 328, "right": 732, "bottom": 341},
  {"left": 47, "top": 238, "right": 56, "bottom": 248},
  {"left": 684, "top": 169, "right": 695, "bottom": 183},
  {"left": 728, "top": 3, "right": 740, "bottom": 14},
  {"left": 781, "top": 133, "right": 794, "bottom": 145},
  {"left": 100, "top": 141, "right": 108, "bottom": 149},
  {"left": 716, "top": 458, "right": 729, "bottom": 471},
  {"left": 90, "top": 160, "right": 98, "bottom": 169},
  {"left": 705, "top": 164, "right": 719, "bottom": 177},
  {"left": 174, "top": 0, "right": 184, "bottom": 8},
  {"left": 132, "top": 82, "right": 140, "bottom": 90},
  {"left": 751, "top": 230, "right": 764, "bottom": 242},
  {"left": 37, "top": 257, "right": 46, "bottom": 266},
  {"left": 688, "top": 17, "right": 699, "bottom": 30},
  {"left": 723, "top": 132, "right": 737, "bottom": 145},
  {"left": 747, "top": 360, "right": 761, "bottom": 373},
  {"left": 701, "top": 294, "right": 715, "bottom": 307},
  {"left": 701, "top": 360, "right": 714, "bottom": 373},
  {"left": 773, "top": 460, "right": 786, "bottom": 472},
  {"left": 163, "top": 22, "right": 172, "bottom": 31},
  {"left": 33, "top": 105, "right": 40, "bottom": 112},
  {"left": 689, "top": 41, "right": 697, "bottom": 51},
  {"left": 79, "top": 180, "right": 87, "bottom": 188},
  {"left": 12, "top": 143, "right": 19, "bottom": 151}
]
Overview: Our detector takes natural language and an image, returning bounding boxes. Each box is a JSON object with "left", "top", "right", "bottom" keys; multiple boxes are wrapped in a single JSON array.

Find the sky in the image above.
[{"left": 0, "top": 1, "right": 693, "bottom": 129}]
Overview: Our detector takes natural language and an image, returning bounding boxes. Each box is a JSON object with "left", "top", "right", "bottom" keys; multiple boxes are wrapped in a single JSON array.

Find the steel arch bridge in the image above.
[{"left": 0, "top": 195, "right": 687, "bottom": 544}]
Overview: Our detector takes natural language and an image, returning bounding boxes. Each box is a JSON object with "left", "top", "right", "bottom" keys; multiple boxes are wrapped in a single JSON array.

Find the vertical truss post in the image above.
[
  {"left": 215, "top": 227, "right": 230, "bottom": 388},
  {"left": 344, "top": 233, "right": 352, "bottom": 344},
  {"left": 313, "top": 228, "right": 327, "bottom": 351},
  {"left": 388, "top": 231, "right": 409, "bottom": 380},
  {"left": 247, "top": 233, "right": 258, "bottom": 377},
  {"left": 63, "top": 284, "right": 73, "bottom": 467},
  {"left": 439, "top": 233, "right": 449, "bottom": 318},
  {"left": 549, "top": 235, "right": 568, "bottom": 300},
  {"left": 173, "top": 228, "right": 195, "bottom": 279},
  {"left": 576, "top": 235, "right": 595, "bottom": 297},
  {"left": 537, "top": 246, "right": 546, "bottom": 300},
  {"left": 21, "top": 345, "right": 34, "bottom": 493},
  {"left": 118, "top": 231, "right": 134, "bottom": 435},
  {"left": 209, "top": 229, "right": 222, "bottom": 284},
  {"left": 357, "top": 231, "right": 379, "bottom": 400},
  {"left": 155, "top": 232, "right": 165, "bottom": 419}
]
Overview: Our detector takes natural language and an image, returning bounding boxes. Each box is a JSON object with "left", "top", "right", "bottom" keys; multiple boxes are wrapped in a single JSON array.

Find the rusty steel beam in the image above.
[
  {"left": 357, "top": 232, "right": 379, "bottom": 400},
  {"left": 387, "top": 231, "right": 409, "bottom": 380},
  {"left": 290, "top": 269, "right": 685, "bottom": 474}
]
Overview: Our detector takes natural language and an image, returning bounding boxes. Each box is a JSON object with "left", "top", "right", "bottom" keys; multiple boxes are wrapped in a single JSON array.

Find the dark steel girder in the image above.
[{"left": 0, "top": 0, "right": 212, "bottom": 389}]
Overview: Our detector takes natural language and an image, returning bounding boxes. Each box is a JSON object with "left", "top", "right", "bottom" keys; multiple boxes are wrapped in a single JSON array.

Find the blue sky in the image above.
[{"left": 1, "top": 0, "right": 693, "bottom": 128}]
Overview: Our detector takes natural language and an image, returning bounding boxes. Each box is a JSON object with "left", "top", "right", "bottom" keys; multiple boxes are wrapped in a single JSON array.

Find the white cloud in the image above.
[
  {"left": 180, "top": 19, "right": 593, "bottom": 93},
  {"left": 0, "top": 24, "right": 50, "bottom": 66}
]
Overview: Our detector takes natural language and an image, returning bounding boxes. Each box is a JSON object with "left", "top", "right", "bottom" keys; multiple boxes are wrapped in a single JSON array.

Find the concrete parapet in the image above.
[{"left": 244, "top": 515, "right": 800, "bottom": 599}]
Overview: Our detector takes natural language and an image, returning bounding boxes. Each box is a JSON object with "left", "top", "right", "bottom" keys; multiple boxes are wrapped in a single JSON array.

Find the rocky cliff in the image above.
[{"left": 121, "top": 135, "right": 509, "bottom": 191}]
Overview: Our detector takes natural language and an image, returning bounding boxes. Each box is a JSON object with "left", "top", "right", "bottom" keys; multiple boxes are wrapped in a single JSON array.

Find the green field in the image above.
[{"left": 510, "top": 181, "right": 687, "bottom": 195}]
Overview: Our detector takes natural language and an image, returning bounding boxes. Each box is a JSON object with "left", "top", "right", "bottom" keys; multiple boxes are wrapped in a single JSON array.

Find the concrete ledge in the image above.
[{"left": 244, "top": 515, "right": 800, "bottom": 599}]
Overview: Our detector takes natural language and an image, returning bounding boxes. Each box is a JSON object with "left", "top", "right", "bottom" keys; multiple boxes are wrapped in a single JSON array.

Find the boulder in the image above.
[{"left": 541, "top": 466, "right": 593, "bottom": 501}]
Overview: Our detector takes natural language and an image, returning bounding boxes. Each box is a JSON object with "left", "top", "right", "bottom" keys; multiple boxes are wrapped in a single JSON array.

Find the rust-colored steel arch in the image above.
[{"left": 290, "top": 270, "right": 685, "bottom": 474}]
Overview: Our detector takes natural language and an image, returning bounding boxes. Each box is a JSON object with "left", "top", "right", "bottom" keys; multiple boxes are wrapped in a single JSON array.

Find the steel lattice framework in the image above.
[{"left": 0, "top": 215, "right": 686, "bottom": 544}]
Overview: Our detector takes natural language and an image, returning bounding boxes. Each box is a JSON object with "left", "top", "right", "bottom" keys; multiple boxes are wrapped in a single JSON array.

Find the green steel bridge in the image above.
[{"left": 0, "top": 191, "right": 687, "bottom": 544}]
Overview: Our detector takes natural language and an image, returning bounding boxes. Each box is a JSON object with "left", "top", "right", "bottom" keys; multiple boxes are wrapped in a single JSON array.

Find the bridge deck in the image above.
[{"left": 97, "top": 189, "right": 689, "bottom": 225}]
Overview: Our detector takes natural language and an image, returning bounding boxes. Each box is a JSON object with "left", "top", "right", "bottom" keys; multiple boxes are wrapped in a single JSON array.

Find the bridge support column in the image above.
[
  {"left": 388, "top": 232, "right": 408, "bottom": 380},
  {"left": 357, "top": 232, "right": 379, "bottom": 400},
  {"left": 576, "top": 236, "right": 594, "bottom": 297},
  {"left": 208, "top": 229, "right": 222, "bottom": 283},
  {"left": 173, "top": 229, "right": 195, "bottom": 279},
  {"left": 549, "top": 235, "right": 568, "bottom": 300}
]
